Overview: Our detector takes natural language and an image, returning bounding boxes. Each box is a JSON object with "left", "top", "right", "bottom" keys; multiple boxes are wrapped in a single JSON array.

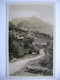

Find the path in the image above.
[{"left": 9, "top": 49, "right": 45, "bottom": 75}]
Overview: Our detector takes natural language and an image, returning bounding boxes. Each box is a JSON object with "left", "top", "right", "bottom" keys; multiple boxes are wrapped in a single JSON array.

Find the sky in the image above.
[{"left": 9, "top": 3, "right": 55, "bottom": 25}]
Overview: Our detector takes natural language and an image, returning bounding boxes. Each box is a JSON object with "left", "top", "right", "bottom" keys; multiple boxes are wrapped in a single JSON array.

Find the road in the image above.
[{"left": 9, "top": 49, "right": 45, "bottom": 75}]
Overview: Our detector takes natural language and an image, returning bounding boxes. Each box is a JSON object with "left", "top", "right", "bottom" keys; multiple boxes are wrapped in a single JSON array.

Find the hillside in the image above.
[
  {"left": 11, "top": 16, "right": 53, "bottom": 36},
  {"left": 9, "top": 21, "right": 53, "bottom": 76}
]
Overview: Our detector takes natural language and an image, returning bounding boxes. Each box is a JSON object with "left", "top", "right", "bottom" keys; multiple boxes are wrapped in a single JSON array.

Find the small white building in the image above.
[
  {"left": 39, "top": 48, "right": 45, "bottom": 55},
  {"left": 32, "top": 52, "right": 37, "bottom": 55}
]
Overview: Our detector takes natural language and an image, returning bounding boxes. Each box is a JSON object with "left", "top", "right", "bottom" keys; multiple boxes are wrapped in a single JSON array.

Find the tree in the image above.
[
  {"left": 9, "top": 21, "right": 15, "bottom": 30},
  {"left": 23, "top": 37, "right": 34, "bottom": 48}
]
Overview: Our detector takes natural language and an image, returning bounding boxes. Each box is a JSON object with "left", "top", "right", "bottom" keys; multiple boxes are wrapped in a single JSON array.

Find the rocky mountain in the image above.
[
  {"left": 11, "top": 16, "right": 53, "bottom": 36},
  {"left": 11, "top": 17, "right": 28, "bottom": 26},
  {"left": 11, "top": 18, "right": 20, "bottom": 25}
]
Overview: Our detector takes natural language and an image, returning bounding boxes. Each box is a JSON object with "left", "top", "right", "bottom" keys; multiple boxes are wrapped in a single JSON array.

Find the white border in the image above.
[
  {"left": 6, "top": 3, "right": 9, "bottom": 78},
  {"left": 7, "top": 2, "right": 55, "bottom": 79}
]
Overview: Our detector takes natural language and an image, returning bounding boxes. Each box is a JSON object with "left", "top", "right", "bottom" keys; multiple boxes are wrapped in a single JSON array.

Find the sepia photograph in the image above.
[{"left": 7, "top": 2, "right": 55, "bottom": 78}]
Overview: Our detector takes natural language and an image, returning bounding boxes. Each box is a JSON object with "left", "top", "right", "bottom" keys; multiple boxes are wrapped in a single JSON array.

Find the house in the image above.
[
  {"left": 32, "top": 52, "right": 37, "bottom": 55},
  {"left": 17, "top": 36, "right": 24, "bottom": 40},
  {"left": 39, "top": 48, "right": 45, "bottom": 55}
]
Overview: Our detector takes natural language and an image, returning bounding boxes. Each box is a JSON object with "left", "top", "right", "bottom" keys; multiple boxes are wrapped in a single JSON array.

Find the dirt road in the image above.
[{"left": 9, "top": 50, "right": 45, "bottom": 75}]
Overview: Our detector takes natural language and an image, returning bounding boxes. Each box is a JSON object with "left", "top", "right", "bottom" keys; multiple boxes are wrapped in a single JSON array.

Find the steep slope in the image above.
[
  {"left": 17, "top": 16, "right": 53, "bottom": 36},
  {"left": 28, "top": 16, "right": 53, "bottom": 36},
  {"left": 11, "top": 17, "right": 28, "bottom": 25},
  {"left": 11, "top": 18, "right": 23, "bottom": 25}
]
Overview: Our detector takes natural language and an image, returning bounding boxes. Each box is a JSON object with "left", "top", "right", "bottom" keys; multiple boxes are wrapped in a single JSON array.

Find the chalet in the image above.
[
  {"left": 32, "top": 52, "right": 37, "bottom": 55},
  {"left": 39, "top": 48, "right": 45, "bottom": 55}
]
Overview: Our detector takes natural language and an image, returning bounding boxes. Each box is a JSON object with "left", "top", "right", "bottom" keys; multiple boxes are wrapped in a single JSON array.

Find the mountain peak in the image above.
[
  {"left": 30, "top": 16, "right": 40, "bottom": 19},
  {"left": 11, "top": 16, "right": 53, "bottom": 36}
]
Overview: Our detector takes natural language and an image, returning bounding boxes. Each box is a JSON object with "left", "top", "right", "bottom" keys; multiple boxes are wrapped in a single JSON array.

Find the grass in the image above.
[
  {"left": 10, "top": 55, "right": 45, "bottom": 76},
  {"left": 10, "top": 53, "right": 53, "bottom": 76}
]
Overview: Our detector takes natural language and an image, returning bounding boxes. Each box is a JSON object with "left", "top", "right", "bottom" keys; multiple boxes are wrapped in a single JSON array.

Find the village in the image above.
[{"left": 9, "top": 28, "right": 50, "bottom": 62}]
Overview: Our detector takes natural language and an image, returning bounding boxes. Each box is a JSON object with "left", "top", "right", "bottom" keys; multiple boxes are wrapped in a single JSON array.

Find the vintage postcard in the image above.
[{"left": 7, "top": 2, "right": 55, "bottom": 78}]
